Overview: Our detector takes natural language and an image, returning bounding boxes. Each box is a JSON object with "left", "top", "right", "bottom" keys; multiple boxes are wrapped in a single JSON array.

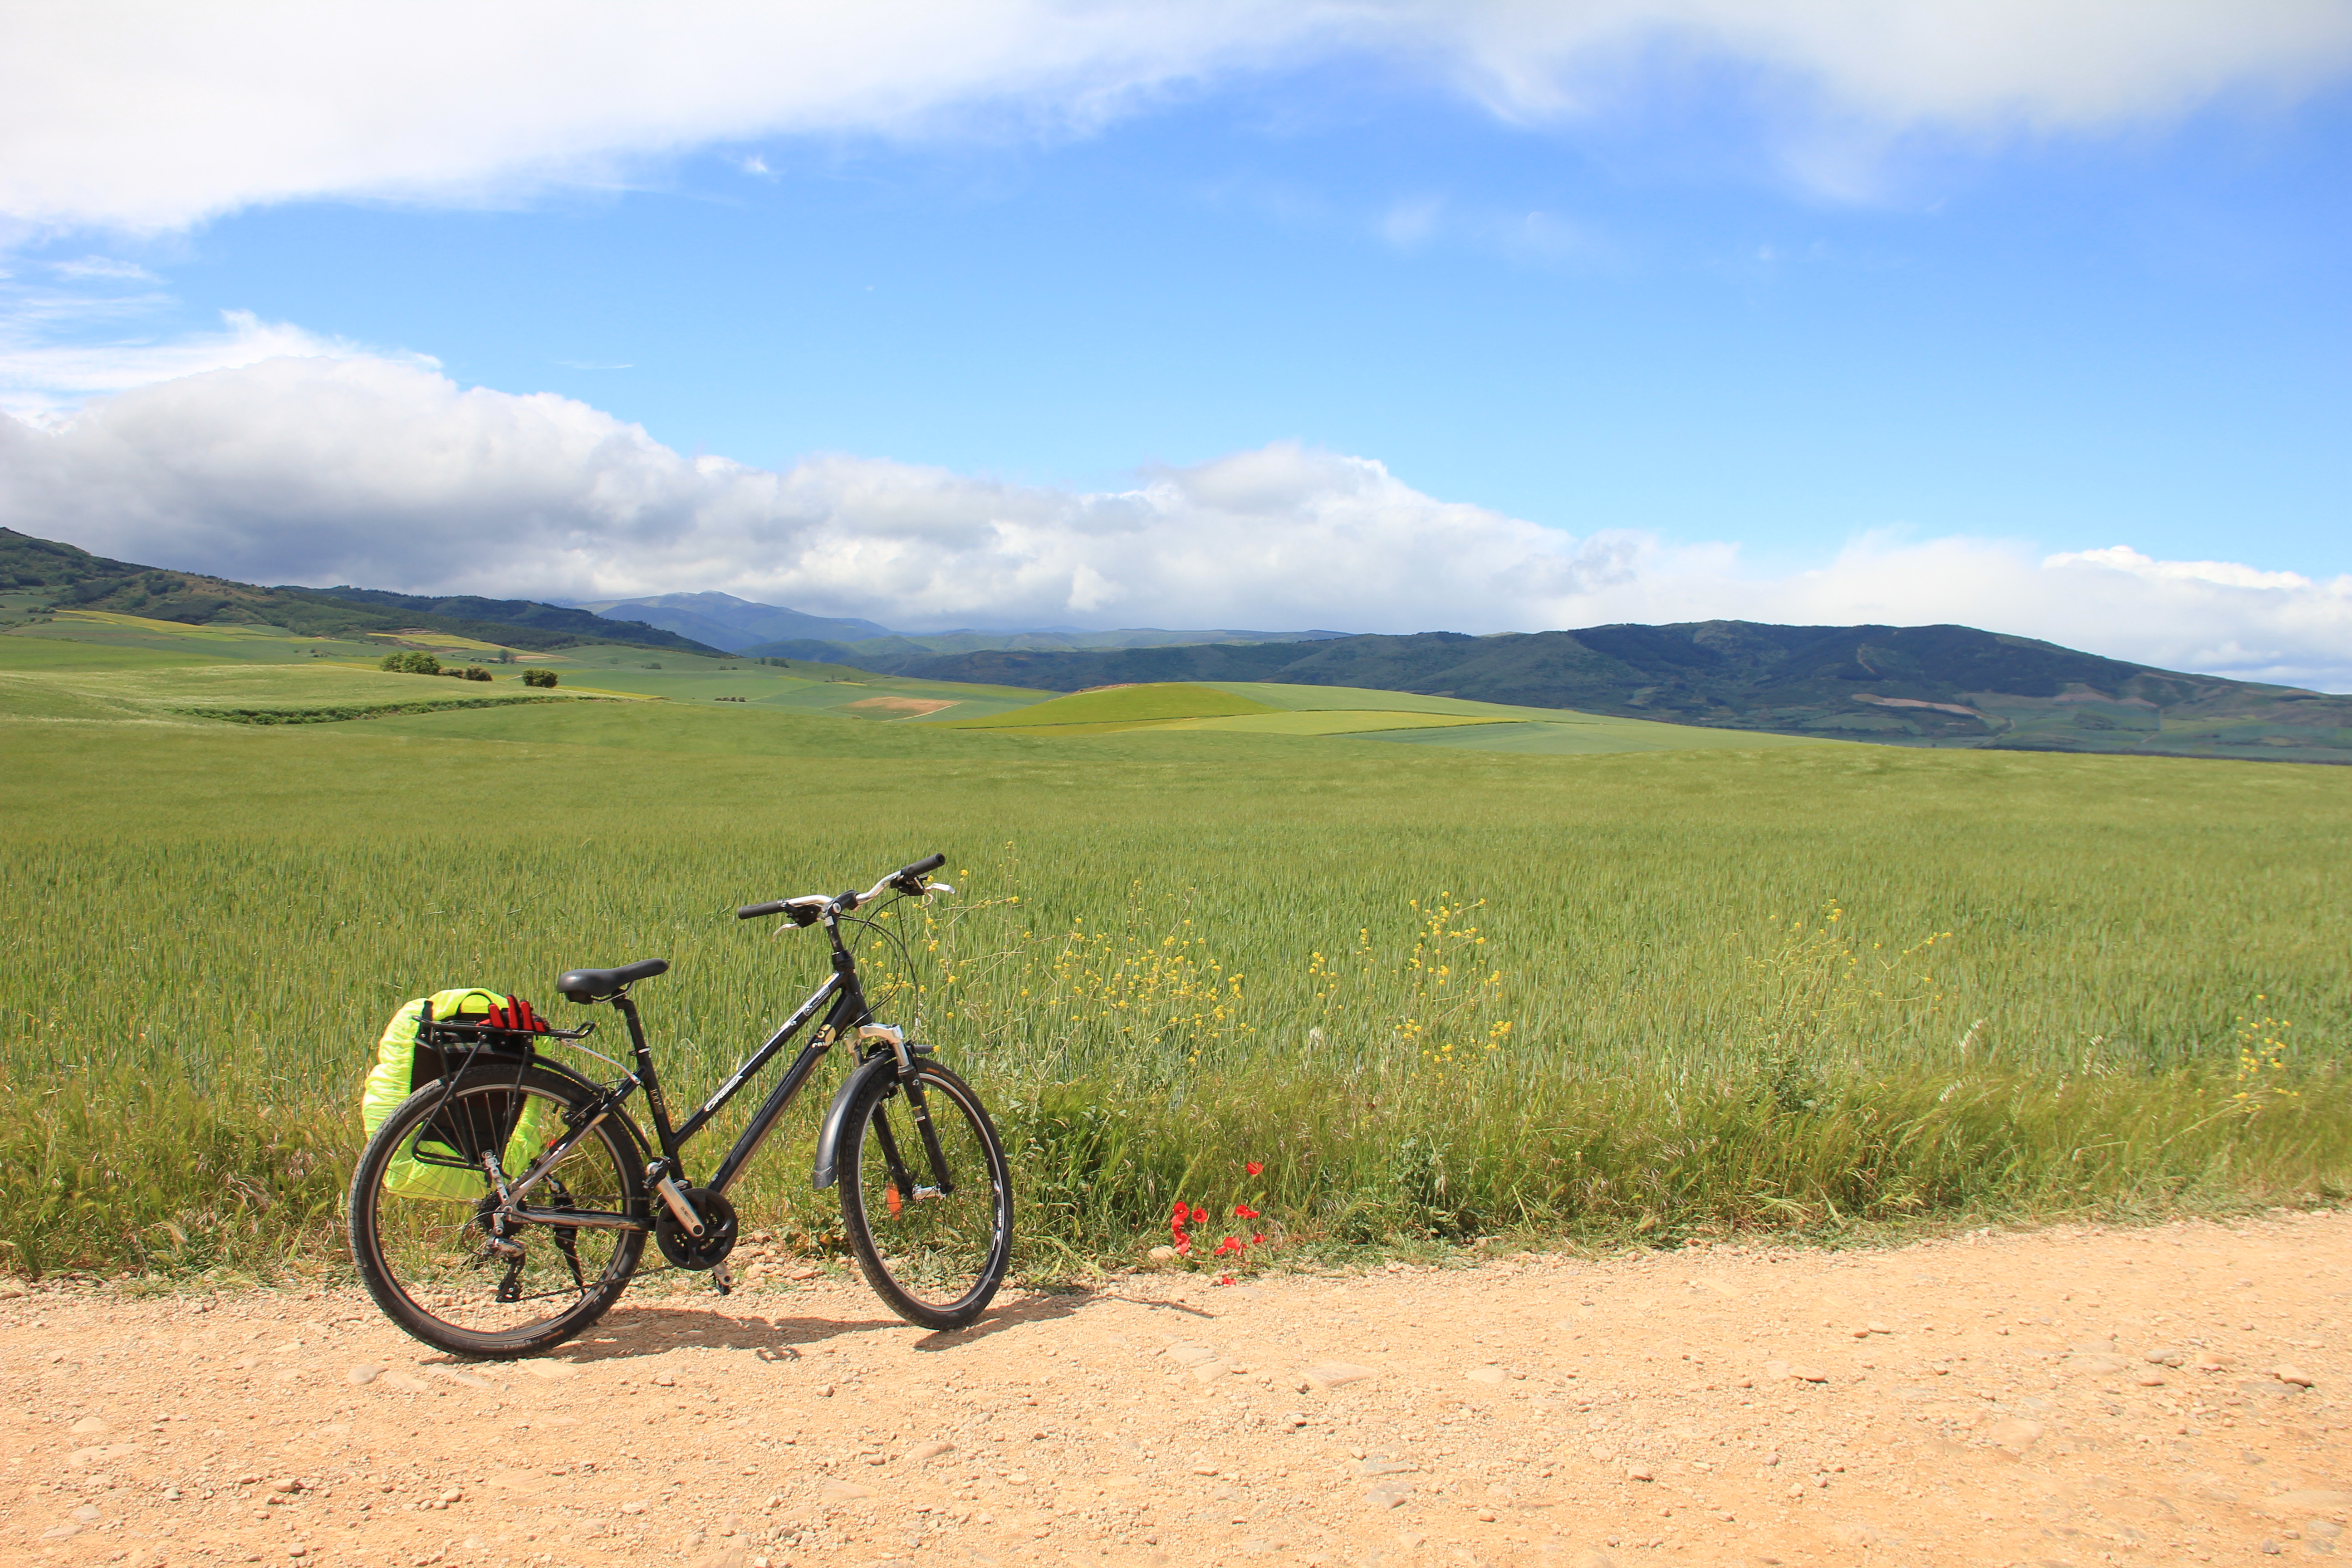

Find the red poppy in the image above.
[
  {"left": 885, "top": 1186, "right": 903, "bottom": 1219},
  {"left": 1173, "top": 1234, "right": 1191, "bottom": 1255},
  {"left": 1216, "top": 1274, "right": 1235, "bottom": 1285},
  {"left": 1215, "top": 1235, "right": 1242, "bottom": 1257},
  {"left": 1251, "top": 1233, "right": 1266, "bottom": 1245},
  {"left": 1245, "top": 1162, "right": 1264, "bottom": 1176},
  {"left": 1232, "top": 1202, "right": 1259, "bottom": 1220}
]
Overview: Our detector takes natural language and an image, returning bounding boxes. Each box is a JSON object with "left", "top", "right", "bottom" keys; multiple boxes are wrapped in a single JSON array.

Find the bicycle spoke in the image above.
[
  {"left": 843, "top": 1063, "right": 1012, "bottom": 1328},
  {"left": 353, "top": 1072, "right": 645, "bottom": 1356}
]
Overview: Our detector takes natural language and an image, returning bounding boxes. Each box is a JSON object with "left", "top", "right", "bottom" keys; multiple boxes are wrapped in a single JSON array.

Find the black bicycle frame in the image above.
[{"left": 506, "top": 919, "right": 884, "bottom": 1213}]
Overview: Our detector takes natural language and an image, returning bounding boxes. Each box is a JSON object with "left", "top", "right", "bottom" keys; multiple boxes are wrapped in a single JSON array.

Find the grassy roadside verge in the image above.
[{"left": 1, "top": 1056, "right": 2341, "bottom": 1287}]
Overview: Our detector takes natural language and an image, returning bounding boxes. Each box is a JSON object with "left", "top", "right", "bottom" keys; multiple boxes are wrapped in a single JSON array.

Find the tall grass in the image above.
[{"left": 3, "top": 710, "right": 2347, "bottom": 1280}]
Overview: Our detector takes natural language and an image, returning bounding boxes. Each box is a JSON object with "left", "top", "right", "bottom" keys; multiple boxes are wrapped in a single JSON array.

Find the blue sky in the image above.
[{"left": 3, "top": 3, "right": 2349, "bottom": 682}]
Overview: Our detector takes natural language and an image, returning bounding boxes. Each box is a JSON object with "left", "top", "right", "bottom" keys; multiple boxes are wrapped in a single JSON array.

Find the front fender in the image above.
[{"left": 812, "top": 1052, "right": 898, "bottom": 1190}]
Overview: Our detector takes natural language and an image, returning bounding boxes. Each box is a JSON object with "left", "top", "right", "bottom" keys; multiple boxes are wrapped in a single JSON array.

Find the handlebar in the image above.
[{"left": 735, "top": 853, "right": 953, "bottom": 924}]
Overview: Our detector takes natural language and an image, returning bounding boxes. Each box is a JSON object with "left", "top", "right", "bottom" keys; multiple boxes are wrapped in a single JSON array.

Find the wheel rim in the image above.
[
  {"left": 360, "top": 1079, "right": 638, "bottom": 1346},
  {"left": 853, "top": 1073, "right": 1009, "bottom": 1313}
]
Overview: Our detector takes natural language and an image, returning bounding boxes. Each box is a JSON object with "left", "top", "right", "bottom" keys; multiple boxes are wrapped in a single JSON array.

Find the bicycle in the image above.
[{"left": 348, "top": 853, "right": 1013, "bottom": 1358}]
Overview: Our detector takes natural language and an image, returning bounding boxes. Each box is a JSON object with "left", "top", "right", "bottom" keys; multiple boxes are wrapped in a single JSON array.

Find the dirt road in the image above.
[{"left": 5, "top": 1211, "right": 2347, "bottom": 1568}]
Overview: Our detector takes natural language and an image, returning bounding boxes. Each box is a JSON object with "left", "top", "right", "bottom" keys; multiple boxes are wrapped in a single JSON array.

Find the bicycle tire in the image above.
[
  {"left": 838, "top": 1060, "right": 1013, "bottom": 1331},
  {"left": 349, "top": 1064, "right": 648, "bottom": 1359}
]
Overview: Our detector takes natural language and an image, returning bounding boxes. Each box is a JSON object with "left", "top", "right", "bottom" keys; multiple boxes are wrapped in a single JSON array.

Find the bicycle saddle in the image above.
[{"left": 557, "top": 958, "right": 670, "bottom": 1002}]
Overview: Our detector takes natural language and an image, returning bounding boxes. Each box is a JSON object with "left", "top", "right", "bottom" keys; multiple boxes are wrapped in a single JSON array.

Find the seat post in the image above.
[{"left": 612, "top": 992, "right": 652, "bottom": 1058}]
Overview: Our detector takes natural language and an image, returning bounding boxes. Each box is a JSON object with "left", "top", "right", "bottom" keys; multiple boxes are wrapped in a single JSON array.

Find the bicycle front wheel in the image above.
[
  {"left": 348, "top": 1065, "right": 648, "bottom": 1358},
  {"left": 838, "top": 1060, "right": 1013, "bottom": 1331}
]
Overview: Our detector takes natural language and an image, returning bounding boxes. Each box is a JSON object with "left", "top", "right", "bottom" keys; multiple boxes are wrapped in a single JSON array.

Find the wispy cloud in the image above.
[
  {"left": 4, "top": 352, "right": 2346, "bottom": 689},
  {"left": 5, "top": 2, "right": 2349, "bottom": 232}
]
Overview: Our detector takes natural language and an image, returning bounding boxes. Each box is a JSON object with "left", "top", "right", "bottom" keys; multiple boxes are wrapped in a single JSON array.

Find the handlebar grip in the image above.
[
  {"left": 898, "top": 852, "right": 946, "bottom": 878},
  {"left": 736, "top": 900, "right": 789, "bottom": 920}
]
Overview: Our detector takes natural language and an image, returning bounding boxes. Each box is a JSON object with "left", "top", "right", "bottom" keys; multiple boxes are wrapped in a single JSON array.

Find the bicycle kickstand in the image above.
[{"left": 710, "top": 1259, "right": 734, "bottom": 1296}]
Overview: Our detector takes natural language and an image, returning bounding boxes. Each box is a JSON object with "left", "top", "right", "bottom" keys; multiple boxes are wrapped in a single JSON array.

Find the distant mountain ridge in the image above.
[
  {"left": 0, "top": 529, "right": 721, "bottom": 656},
  {"left": 572, "top": 591, "right": 890, "bottom": 652},
  {"left": 742, "top": 626, "right": 1351, "bottom": 661},
  {"left": 786, "top": 620, "right": 2352, "bottom": 764},
  {"left": 571, "top": 590, "right": 1351, "bottom": 659}
]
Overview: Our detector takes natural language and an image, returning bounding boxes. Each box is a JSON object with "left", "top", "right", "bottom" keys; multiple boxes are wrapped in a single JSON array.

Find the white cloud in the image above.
[
  {"left": 5, "top": 1, "right": 2349, "bottom": 232},
  {"left": 0, "top": 309, "right": 409, "bottom": 424},
  {"left": 3, "top": 352, "right": 2347, "bottom": 690}
]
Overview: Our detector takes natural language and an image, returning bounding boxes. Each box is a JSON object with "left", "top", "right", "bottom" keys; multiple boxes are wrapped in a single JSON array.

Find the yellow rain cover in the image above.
[{"left": 363, "top": 989, "right": 546, "bottom": 1200}]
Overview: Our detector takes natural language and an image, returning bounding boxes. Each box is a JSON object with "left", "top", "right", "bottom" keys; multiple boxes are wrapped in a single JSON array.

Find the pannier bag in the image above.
[{"left": 362, "top": 988, "right": 551, "bottom": 1200}]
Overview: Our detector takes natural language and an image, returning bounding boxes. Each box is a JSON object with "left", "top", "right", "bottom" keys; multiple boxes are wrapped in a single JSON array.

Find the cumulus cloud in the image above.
[
  {"left": 3, "top": 352, "right": 2347, "bottom": 690},
  {"left": 0, "top": 309, "right": 405, "bottom": 424},
  {"left": 5, "top": 1, "right": 2349, "bottom": 231}
]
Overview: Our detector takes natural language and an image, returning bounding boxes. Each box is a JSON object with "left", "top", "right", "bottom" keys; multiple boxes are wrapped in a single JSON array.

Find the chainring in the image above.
[{"left": 654, "top": 1186, "right": 739, "bottom": 1270}]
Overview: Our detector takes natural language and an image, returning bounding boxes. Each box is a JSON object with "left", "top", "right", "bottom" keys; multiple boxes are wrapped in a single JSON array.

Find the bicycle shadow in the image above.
[{"left": 470, "top": 1285, "right": 1094, "bottom": 1366}]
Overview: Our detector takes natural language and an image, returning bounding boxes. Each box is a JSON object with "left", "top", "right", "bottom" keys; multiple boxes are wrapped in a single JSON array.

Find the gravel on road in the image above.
[{"left": 3, "top": 1211, "right": 2347, "bottom": 1567}]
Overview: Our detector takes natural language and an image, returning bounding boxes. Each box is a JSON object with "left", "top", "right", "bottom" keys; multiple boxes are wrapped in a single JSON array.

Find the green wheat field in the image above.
[{"left": 3, "top": 617, "right": 2348, "bottom": 1285}]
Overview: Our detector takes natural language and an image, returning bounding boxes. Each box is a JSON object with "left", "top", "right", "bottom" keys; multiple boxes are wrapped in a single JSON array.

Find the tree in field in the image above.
[{"left": 522, "top": 668, "right": 559, "bottom": 688}]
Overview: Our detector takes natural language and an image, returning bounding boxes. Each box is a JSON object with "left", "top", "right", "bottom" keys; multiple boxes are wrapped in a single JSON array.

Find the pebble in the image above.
[
  {"left": 271, "top": 1478, "right": 303, "bottom": 1494},
  {"left": 1367, "top": 1489, "right": 1406, "bottom": 1509},
  {"left": 1465, "top": 1366, "right": 1507, "bottom": 1384},
  {"left": 652, "top": 1372, "right": 677, "bottom": 1387},
  {"left": 816, "top": 1384, "right": 835, "bottom": 1397},
  {"left": 1303, "top": 1362, "right": 1377, "bottom": 1391},
  {"left": 2135, "top": 1372, "right": 2166, "bottom": 1387},
  {"left": 2144, "top": 1348, "right": 2185, "bottom": 1366},
  {"left": 73, "top": 1504, "right": 101, "bottom": 1522},
  {"left": 1147, "top": 1246, "right": 1180, "bottom": 1263},
  {"left": 1626, "top": 1467, "right": 1654, "bottom": 1483},
  {"left": 906, "top": 1439, "right": 955, "bottom": 1461},
  {"left": 821, "top": 1480, "right": 874, "bottom": 1500},
  {"left": 1984, "top": 1418, "right": 2043, "bottom": 1455},
  {"left": 345, "top": 1365, "right": 383, "bottom": 1386},
  {"left": 523, "top": 1359, "right": 576, "bottom": 1380},
  {"left": 620, "top": 1501, "right": 647, "bottom": 1515},
  {"left": 2275, "top": 1366, "right": 2315, "bottom": 1387},
  {"left": 68, "top": 1416, "right": 108, "bottom": 1436}
]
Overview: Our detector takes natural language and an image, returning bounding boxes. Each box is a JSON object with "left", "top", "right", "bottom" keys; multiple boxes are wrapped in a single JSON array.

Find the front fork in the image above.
[{"left": 859, "top": 1024, "right": 954, "bottom": 1200}]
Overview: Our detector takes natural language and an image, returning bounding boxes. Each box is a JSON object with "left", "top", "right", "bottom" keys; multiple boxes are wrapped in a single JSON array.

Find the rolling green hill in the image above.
[
  {"left": 824, "top": 621, "right": 2352, "bottom": 764},
  {"left": 926, "top": 680, "right": 1825, "bottom": 755},
  {"left": 0, "top": 528, "right": 719, "bottom": 656}
]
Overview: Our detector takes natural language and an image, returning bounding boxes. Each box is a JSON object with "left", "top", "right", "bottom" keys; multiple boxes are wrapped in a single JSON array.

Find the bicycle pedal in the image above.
[{"left": 710, "top": 1260, "right": 734, "bottom": 1296}]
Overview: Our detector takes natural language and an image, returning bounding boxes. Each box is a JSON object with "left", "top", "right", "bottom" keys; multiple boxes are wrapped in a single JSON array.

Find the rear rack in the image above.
[{"left": 420, "top": 1018, "right": 598, "bottom": 1049}]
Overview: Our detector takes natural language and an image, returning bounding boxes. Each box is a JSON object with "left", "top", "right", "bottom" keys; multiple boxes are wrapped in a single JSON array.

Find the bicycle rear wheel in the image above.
[
  {"left": 349, "top": 1065, "right": 648, "bottom": 1358},
  {"left": 838, "top": 1060, "right": 1013, "bottom": 1331}
]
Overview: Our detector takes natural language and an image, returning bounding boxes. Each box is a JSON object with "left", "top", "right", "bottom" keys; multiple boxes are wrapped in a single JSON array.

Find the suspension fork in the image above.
[{"left": 858, "top": 1024, "right": 956, "bottom": 1198}]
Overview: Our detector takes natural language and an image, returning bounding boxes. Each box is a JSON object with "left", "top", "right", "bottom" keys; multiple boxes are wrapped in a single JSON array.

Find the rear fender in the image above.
[{"left": 812, "top": 1052, "right": 899, "bottom": 1190}]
